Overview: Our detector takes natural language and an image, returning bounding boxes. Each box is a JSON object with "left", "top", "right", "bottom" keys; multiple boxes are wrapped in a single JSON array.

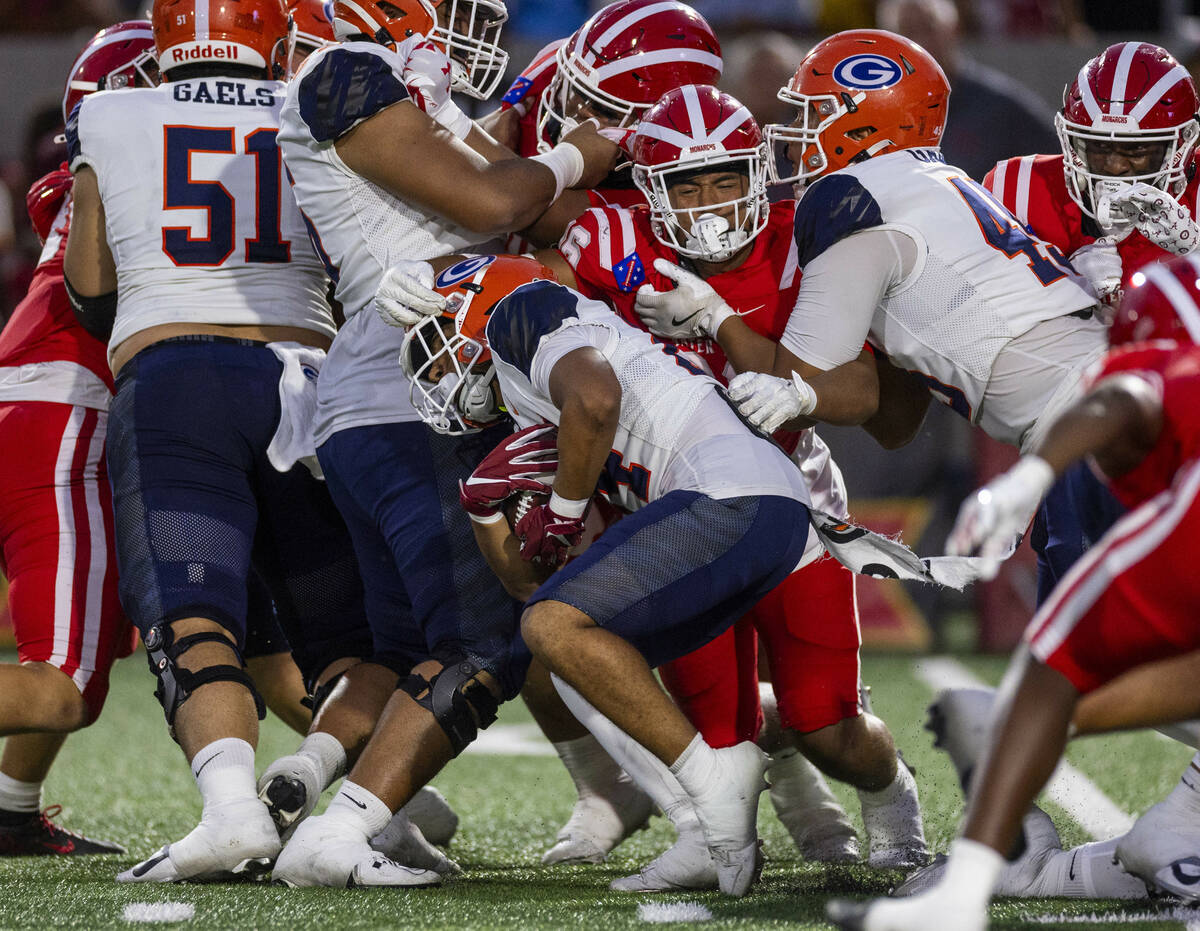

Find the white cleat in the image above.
[
  {"left": 542, "top": 776, "right": 654, "bottom": 865},
  {"left": 768, "top": 749, "right": 859, "bottom": 863},
  {"left": 676, "top": 742, "right": 768, "bottom": 897},
  {"left": 1117, "top": 799, "right": 1200, "bottom": 900},
  {"left": 257, "top": 753, "right": 323, "bottom": 841},
  {"left": 827, "top": 894, "right": 987, "bottom": 931},
  {"left": 370, "top": 809, "right": 460, "bottom": 876},
  {"left": 609, "top": 835, "right": 718, "bottom": 892},
  {"left": 273, "top": 813, "right": 441, "bottom": 888},
  {"left": 924, "top": 688, "right": 998, "bottom": 787},
  {"left": 860, "top": 760, "right": 928, "bottom": 870},
  {"left": 116, "top": 799, "right": 280, "bottom": 883},
  {"left": 402, "top": 786, "right": 458, "bottom": 848}
]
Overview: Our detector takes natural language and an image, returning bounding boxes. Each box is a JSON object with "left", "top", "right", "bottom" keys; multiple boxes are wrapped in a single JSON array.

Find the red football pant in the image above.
[
  {"left": 1028, "top": 459, "right": 1200, "bottom": 693},
  {"left": 0, "top": 402, "right": 132, "bottom": 722},
  {"left": 660, "top": 555, "right": 862, "bottom": 748}
]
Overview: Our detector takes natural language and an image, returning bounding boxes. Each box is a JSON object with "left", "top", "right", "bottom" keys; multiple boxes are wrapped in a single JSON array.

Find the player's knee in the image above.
[
  {"left": 20, "top": 664, "right": 91, "bottom": 732},
  {"left": 520, "top": 602, "right": 588, "bottom": 659},
  {"left": 144, "top": 619, "right": 266, "bottom": 734},
  {"left": 796, "top": 714, "right": 897, "bottom": 790},
  {"left": 398, "top": 659, "right": 502, "bottom": 757}
]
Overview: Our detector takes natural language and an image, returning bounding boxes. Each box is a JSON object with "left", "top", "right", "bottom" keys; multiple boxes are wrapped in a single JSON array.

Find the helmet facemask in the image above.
[
  {"left": 400, "top": 305, "right": 501, "bottom": 435},
  {"left": 430, "top": 0, "right": 509, "bottom": 100},
  {"left": 766, "top": 90, "right": 883, "bottom": 188},
  {"left": 535, "top": 52, "right": 639, "bottom": 153}
]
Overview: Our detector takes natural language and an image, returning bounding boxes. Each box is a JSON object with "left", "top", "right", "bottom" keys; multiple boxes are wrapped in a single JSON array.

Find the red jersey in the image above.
[
  {"left": 559, "top": 201, "right": 800, "bottom": 379},
  {"left": 0, "top": 171, "right": 114, "bottom": 407},
  {"left": 1086, "top": 342, "right": 1200, "bottom": 509},
  {"left": 984, "top": 154, "right": 1200, "bottom": 288}
]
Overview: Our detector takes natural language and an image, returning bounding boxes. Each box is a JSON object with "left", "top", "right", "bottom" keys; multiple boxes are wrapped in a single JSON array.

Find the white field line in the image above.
[
  {"left": 464, "top": 723, "right": 556, "bottom": 756},
  {"left": 1019, "top": 906, "right": 1200, "bottom": 924},
  {"left": 912, "top": 656, "right": 1135, "bottom": 839}
]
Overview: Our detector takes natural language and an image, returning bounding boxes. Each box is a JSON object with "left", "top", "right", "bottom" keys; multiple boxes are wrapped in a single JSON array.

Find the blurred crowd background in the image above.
[{"left": 1, "top": 0, "right": 1196, "bottom": 651}]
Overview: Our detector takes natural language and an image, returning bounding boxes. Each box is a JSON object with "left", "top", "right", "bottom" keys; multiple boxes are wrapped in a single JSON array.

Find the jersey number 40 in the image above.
[{"left": 162, "top": 125, "right": 290, "bottom": 267}]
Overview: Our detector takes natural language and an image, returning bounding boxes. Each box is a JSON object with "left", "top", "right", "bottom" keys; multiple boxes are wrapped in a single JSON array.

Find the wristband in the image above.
[
  {"left": 468, "top": 509, "right": 506, "bottom": 525},
  {"left": 549, "top": 490, "right": 589, "bottom": 519},
  {"left": 530, "top": 142, "right": 584, "bottom": 203},
  {"left": 437, "top": 102, "right": 473, "bottom": 141}
]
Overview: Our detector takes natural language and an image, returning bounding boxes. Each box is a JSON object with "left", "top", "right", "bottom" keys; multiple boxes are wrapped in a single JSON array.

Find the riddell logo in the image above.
[{"left": 171, "top": 44, "right": 240, "bottom": 63}]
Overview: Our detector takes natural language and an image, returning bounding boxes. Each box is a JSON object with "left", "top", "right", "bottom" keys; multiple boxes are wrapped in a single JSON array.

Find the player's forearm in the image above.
[
  {"left": 471, "top": 519, "right": 546, "bottom": 603},
  {"left": 555, "top": 390, "right": 618, "bottom": 502},
  {"left": 713, "top": 315, "right": 781, "bottom": 377},
  {"left": 1031, "top": 379, "right": 1160, "bottom": 479},
  {"left": 862, "top": 354, "right": 932, "bottom": 449},
  {"left": 802, "top": 353, "right": 881, "bottom": 426}
]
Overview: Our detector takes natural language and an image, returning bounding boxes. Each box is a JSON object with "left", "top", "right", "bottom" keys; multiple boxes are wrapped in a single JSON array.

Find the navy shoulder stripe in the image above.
[
  {"left": 298, "top": 47, "right": 409, "bottom": 144},
  {"left": 793, "top": 173, "right": 883, "bottom": 267},
  {"left": 486, "top": 281, "right": 581, "bottom": 379},
  {"left": 65, "top": 100, "right": 84, "bottom": 167}
]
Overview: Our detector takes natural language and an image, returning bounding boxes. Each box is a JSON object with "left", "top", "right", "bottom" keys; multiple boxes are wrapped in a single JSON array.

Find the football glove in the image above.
[
  {"left": 515, "top": 492, "right": 589, "bottom": 568},
  {"left": 1106, "top": 182, "right": 1200, "bottom": 256},
  {"left": 727, "top": 370, "right": 818, "bottom": 433},
  {"left": 375, "top": 259, "right": 446, "bottom": 328},
  {"left": 459, "top": 424, "right": 559, "bottom": 524},
  {"left": 945, "top": 455, "right": 1055, "bottom": 580},
  {"left": 635, "top": 259, "right": 737, "bottom": 340},
  {"left": 26, "top": 163, "right": 72, "bottom": 246},
  {"left": 402, "top": 40, "right": 472, "bottom": 139},
  {"left": 1069, "top": 239, "right": 1123, "bottom": 305}
]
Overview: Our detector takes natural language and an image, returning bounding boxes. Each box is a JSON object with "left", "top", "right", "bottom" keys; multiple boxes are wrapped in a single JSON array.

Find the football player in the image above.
[
  {"left": 827, "top": 255, "right": 1200, "bottom": 930},
  {"left": 63, "top": 0, "right": 382, "bottom": 883},
  {"left": 259, "top": 0, "right": 619, "bottom": 888},
  {"left": 0, "top": 20, "right": 157, "bottom": 859},
  {"left": 537, "top": 84, "right": 927, "bottom": 887},
  {"left": 400, "top": 253, "right": 819, "bottom": 897}
]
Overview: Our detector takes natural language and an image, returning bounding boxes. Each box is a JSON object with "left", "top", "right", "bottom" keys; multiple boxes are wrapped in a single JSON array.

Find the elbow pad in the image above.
[{"left": 63, "top": 274, "right": 116, "bottom": 342}]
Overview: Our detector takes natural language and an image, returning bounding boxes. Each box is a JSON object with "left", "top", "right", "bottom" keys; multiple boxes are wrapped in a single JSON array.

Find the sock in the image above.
[
  {"left": 0, "top": 772, "right": 42, "bottom": 821},
  {"left": 857, "top": 761, "right": 910, "bottom": 809},
  {"left": 553, "top": 735, "right": 623, "bottom": 799},
  {"left": 296, "top": 731, "right": 347, "bottom": 790},
  {"left": 943, "top": 838, "right": 1006, "bottom": 909},
  {"left": 1165, "top": 751, "right": 1200, "bottom": 814},
  {"left": 668, "top": 733, "right": 716, "bottom": 797},
  {"left": 191, "top": 738, "right": 257, "bottom": 809},
  {"left": 326, "top": 780, "right": 392, "bottom": 840}
]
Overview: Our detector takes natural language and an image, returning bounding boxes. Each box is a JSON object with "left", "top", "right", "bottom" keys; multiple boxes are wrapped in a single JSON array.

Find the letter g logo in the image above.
[{"left": 833, "top": 54, "right": 903, "bottom": 90}]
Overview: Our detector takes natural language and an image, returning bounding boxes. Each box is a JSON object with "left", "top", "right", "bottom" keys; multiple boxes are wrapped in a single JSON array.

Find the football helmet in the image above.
[
  {"left": 1056, "top": 42, "right": 1200, "bottom": 221},
  {"left": 535, "top": 0, "right": 722, "bottom": 153},
  {"left": 1111, "top": 253, "right": 1200, "bottom": 345},
  {"left": 331, "top": 0, "right": 508, "bottom": 99},
  {"left": 765, "top": 29, "right": 950, "bottom": 186},
  {"left": 289, "top": 0, "right": 335, "bottom": 58},
  {"left": 62, "top": 20, "right": 159, "bottom": 122},
  {"left": 152, "top": 0, "right": 292, "bottom": 79},
  {"left": 632, "top": 84, "right": 768, "bottom": 263},
  {"left": 401, "top": 254, "right": 558, "bottom": 434}
]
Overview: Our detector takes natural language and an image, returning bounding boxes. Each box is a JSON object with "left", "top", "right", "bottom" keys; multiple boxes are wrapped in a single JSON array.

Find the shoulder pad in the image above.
[
  {"left": 793, "top": 173, "right": 883, "bottom": 268},
  {"left": 486, "top": 280, "right": 581, "bottom": 378},
  {"left": 297, "top": 45, "right": 409, "bottom": 144}
]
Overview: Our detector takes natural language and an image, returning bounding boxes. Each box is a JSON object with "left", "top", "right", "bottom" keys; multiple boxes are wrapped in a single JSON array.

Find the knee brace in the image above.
[
  {"left": 144, "top": 623, "right": 266, "bottom": 731},
  {"left": 398, "top": 660, "right": 500, "bottom": 756},
  {"left": 301, "top": 670, "right": 345, "bottom": 716}
]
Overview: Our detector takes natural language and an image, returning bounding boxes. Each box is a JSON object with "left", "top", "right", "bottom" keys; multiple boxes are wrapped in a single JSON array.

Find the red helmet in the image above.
[
  {"left": 536, "top": 0, "right": 722, "bottom": 152},
  {"left": 332, "top": 0, "right": 507, "bottom": 99},
  {"left": 152, "top": 0, "right": 292, "bottom": 79},
  {"left": 1057, "top": 43, "right": 1199, "bottom": 222},
  {"left": 766, "top": 29, "right": 949, "bottom": 186},
  {"left": 632, "top": 84, "right": 768, "bottom": 263},
  {"left": 401, "top": 254, "right": 558, "bottom": 434},
  {"left": 1111, "top": 254, "right": 1200, "bottom": 346},
  {"left": 288, "top": 0, "right": 334, "bottom": 57},
  {"left": 63, "top": 20, "right": 159, "bottom": 122}
]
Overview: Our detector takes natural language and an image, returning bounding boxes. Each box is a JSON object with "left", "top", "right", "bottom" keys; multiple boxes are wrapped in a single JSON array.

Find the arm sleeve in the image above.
[
  {"left": 779, "top": 228, "right": 914, "bottom": 371},
  {"left": 297, "top": 45, "right": 411, "bottom": 144}
]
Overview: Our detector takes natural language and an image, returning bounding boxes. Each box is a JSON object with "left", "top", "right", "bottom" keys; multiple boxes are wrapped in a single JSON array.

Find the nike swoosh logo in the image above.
[
  {"left": 132, "top": 846, "right": 171, "bottom": 877},
  {"left": 669, "top": 311, "right": 700, "bottom": 328},
  {"left": 341, "top": 793, "right": 367, "bottom": 810},
  {"left": 193, "top": 751, "right": 223, "bottom": 778},
  {"left": 1068, "top": 849, "right": 1079, "bottom": 881}
]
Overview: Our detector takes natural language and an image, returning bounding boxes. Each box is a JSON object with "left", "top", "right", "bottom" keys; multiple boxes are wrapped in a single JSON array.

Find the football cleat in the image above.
[
  {"left": 116, "top": 799, "right": 279, "bottom": 883},
  {"left": 767, "top": 749, "right": 860, "bottom": 863},
  {"left": 1117, "top": 798, "right": 1200, "bottom": 900},
  {"left": 403, "top": 786, "right": 459, "bottom": 848},
  {"left": 257, "top": 754, "right": 323, "bottom": 840},
  {"left": 827, "top": 892, "right": 988, "bottom": 931},
  {"left": 0, "top": 805, "right": 124, "bottom": 856},
  {"left": 609, "top": 834, "right": 718, "bottom": 893},
  {"left": 273, "top": 813, "right": 440, "bottom": 888},
  {"left": 542, "top": 777, "right": 654, "bottom": 865},
  {"left": 925, "top": 688, "right": 997, "bottom": 789},
  {"left": 860, "top": 759, "right": 929, "bottom": 869},
  {"left": 370, "top": 809, "right": 460, "bottom": 876}
]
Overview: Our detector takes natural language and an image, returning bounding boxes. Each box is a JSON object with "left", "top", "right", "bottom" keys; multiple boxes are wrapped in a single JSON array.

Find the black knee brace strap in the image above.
[
  {"left": 397, "top": 661, "right": 500, "bottom": 757},
  {"left": 301, "top": 671, "right": 346, "bottom": 716},
  {"left": 144, "top": 624, "right": 267, "bottom": 729}
]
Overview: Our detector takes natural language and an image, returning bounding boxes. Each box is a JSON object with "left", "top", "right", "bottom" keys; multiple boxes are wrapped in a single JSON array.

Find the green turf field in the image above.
[{"left": 0, "top": 650, "right": 1195, "bottom": 930}]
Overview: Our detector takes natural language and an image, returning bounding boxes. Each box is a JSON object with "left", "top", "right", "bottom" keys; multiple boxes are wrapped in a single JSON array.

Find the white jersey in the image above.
[
  {"left": 485, "top": 279, "right": 811, "bottom": 513},
  {"left": 278, "top": 40, "right": 480, "bottom": 445},
  {"left": 67, "top": 78, "right": 333, "bottom": 358},
  {"left": 781, "top": 149, "right": 1104, "bottom": 448}
]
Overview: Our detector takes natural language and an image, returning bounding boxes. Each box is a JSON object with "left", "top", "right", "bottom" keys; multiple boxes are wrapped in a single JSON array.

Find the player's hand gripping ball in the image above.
[{"left": 459, "top": 424, "right": 559, "bottom": 523}]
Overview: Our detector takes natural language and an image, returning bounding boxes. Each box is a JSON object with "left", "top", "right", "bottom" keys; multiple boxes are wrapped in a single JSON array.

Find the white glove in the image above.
[
  {"left": 1106, "top": 181, "right": 1200, "bottom": 256},
  {"left": 1069, "top": 238, "right": 1123, "bottom": 304},
  {"left": 375, "top": 259, "right": 445, "bottom": 328},
  {"left": 945, "top": 455, "right": 1055, "bottom": 580},
  {"left": 402, "top": 40, "right": 472, "bottom": 139},
  {"left": 726, "top": 370, "right": 818, "bottom": 433},
  {"left": 634, "top": 258, "right": 737, "bottom": 340}
]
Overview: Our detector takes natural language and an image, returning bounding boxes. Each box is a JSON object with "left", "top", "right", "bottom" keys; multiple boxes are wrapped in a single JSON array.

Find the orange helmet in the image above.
[
  {"left": 331, "top": 0, "right": 507, "bottom": 99},
  {"left": 400, "top": 254, "right": 558, "bottom": 434},
  {"left": 766, "top": 29, "right": 949, "bottom": 186},
  {"left": 152, "top": 0, "right": 292, "bottom": 79},
  {"left": 288, "top": 0, "right": 334, "bottom": 57}
]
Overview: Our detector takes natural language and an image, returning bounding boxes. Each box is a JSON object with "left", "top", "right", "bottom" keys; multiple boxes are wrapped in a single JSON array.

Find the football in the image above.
[{"left": 503, "top": 489, "right": 550, "bottom": 530}]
